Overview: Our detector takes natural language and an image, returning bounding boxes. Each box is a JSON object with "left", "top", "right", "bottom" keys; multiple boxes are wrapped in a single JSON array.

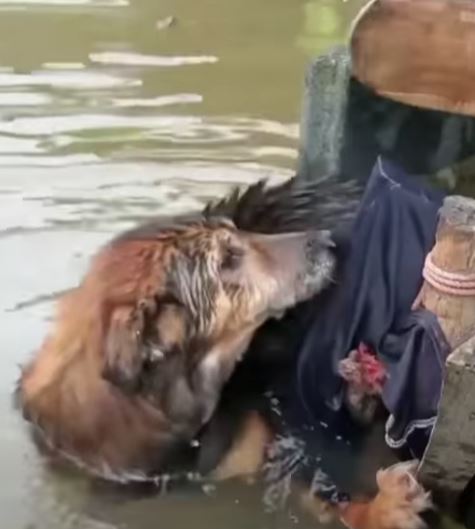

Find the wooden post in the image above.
[
  {"left": 416, "top": 196, "right": 475, "bottom": 348},
  {"left": 297, "top": 46, "right": 351, "bottom": 181},
  {"left": 418, "top": 196, "right": 475, "bottom": 504}
]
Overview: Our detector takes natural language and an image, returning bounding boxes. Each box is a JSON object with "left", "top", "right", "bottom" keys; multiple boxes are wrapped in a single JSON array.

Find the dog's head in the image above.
[{"left": 95, "top": 215, "right": 335, "bottom": 424}]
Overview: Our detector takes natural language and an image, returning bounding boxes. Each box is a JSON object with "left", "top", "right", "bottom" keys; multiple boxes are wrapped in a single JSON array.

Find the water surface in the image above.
[{"left": 0, "top": 1, "right": 370, "bottom": 527}]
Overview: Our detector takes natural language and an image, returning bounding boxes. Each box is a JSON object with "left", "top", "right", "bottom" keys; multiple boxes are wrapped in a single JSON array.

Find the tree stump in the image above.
[{"left": 418, "top": 196, "right": 475, "bottom": 505}]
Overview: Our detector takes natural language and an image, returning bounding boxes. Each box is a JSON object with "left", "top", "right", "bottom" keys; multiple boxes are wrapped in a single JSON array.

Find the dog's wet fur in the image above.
[{"left": 16, "top": 177, "right": 432, "bottom": 528}]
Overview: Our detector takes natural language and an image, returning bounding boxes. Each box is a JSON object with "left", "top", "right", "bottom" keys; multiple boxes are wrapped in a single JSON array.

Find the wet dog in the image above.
[
  {"left": 16, "top": 177, "right": 431, "bottom": 528},
  {"left": 17, "top": 177, "right": 346, "bottom": 480}
]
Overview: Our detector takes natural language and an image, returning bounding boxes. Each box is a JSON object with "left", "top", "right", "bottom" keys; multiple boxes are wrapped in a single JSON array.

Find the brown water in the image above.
[{"left": 0, "top": 0, "right": 376, "bottom": 527}]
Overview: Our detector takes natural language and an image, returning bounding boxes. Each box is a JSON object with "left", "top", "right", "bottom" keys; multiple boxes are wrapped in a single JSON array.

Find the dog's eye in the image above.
[{"left": 220, "top": 246, "right": 243, "bottom": 271}]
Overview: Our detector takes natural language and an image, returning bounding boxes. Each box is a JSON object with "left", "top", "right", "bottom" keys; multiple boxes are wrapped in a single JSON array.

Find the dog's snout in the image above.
[{"left": 254, "top": 228, "right": 337, "bottom": 312}]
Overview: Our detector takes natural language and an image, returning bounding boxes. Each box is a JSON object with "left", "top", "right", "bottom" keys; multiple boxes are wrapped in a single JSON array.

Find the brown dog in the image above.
[
  {"left": 17, "top": 178, "right": 339, "bottom": 481},
  {"left": 16, "top": 177, "right": 431, "bottom": 528}
]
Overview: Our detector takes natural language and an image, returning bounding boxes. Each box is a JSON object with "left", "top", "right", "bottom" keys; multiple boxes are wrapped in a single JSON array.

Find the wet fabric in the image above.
[{"left": 295, "top": 156, "right": 450, "bottom": 458}]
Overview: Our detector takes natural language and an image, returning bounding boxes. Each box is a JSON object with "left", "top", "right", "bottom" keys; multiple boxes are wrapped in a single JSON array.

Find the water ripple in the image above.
[
  {"left": 110, "top": 93, "right": 203, "bottom": 108},
  {"left": 0, "top": 111, "right": 298, "bottom": 167},
  {"left": 0, "top": 0, "right": 127, "bottom": 6},
  {"left": 0, "top": 70, "right": 140, "bottom": 89},
  {"left": 89, "top": 51, "right": 219, "bottom": 67}
]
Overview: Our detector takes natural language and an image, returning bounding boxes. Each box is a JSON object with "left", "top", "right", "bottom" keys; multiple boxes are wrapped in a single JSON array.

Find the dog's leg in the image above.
[{"left": 210, "top": 411, "right": 273, "bottom": 483}]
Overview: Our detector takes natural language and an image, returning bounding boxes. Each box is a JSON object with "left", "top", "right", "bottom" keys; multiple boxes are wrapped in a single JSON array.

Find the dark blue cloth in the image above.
[{"left": 295, "top": 156, "right": 450, "bottom": 458}]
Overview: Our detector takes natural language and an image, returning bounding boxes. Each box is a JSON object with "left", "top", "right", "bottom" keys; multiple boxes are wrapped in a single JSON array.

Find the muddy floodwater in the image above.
[{"left": 0, "top": 0, "right": 392, "bottom": 527}]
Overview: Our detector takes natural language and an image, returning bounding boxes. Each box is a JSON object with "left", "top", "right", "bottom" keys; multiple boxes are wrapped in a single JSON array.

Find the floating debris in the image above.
[
  {"left": 289, "top": 511, "right": 299, "bottom": 524},
  {"left": 201, "top": 483, "right": 216, "bottom": 496},
  {"left": 156, "top": 15, "right": 177, "bottom": 31}
]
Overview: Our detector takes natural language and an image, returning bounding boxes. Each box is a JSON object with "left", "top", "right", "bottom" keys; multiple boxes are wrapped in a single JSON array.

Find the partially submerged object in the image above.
[
  {"left": 156, "top": 15, "right": 177, "bottom": 31},
  {"left": 297, "top": 0, "right": 475, "bottom": 516}
]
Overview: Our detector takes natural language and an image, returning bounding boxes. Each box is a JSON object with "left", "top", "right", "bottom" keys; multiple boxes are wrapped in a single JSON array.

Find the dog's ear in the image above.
[
  {"left": 102, "top": 297, "right": 192, "bottom": 393},
  {"left": 102, "top": 303, "right": 149, "bottom": 392},
  {"left": 153, "top": 303, "right": 189, "bottom": 355}
]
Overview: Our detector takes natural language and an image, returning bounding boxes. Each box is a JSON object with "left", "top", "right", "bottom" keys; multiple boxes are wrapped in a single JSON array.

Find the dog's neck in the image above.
[{"left": 194, "top": 329, "right": 256, "bottom": 423}]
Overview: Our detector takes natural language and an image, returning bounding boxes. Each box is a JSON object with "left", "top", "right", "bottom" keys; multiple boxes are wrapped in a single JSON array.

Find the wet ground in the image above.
[{"left": 0, "top": 0, "right": 416, "bottom": 527}]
